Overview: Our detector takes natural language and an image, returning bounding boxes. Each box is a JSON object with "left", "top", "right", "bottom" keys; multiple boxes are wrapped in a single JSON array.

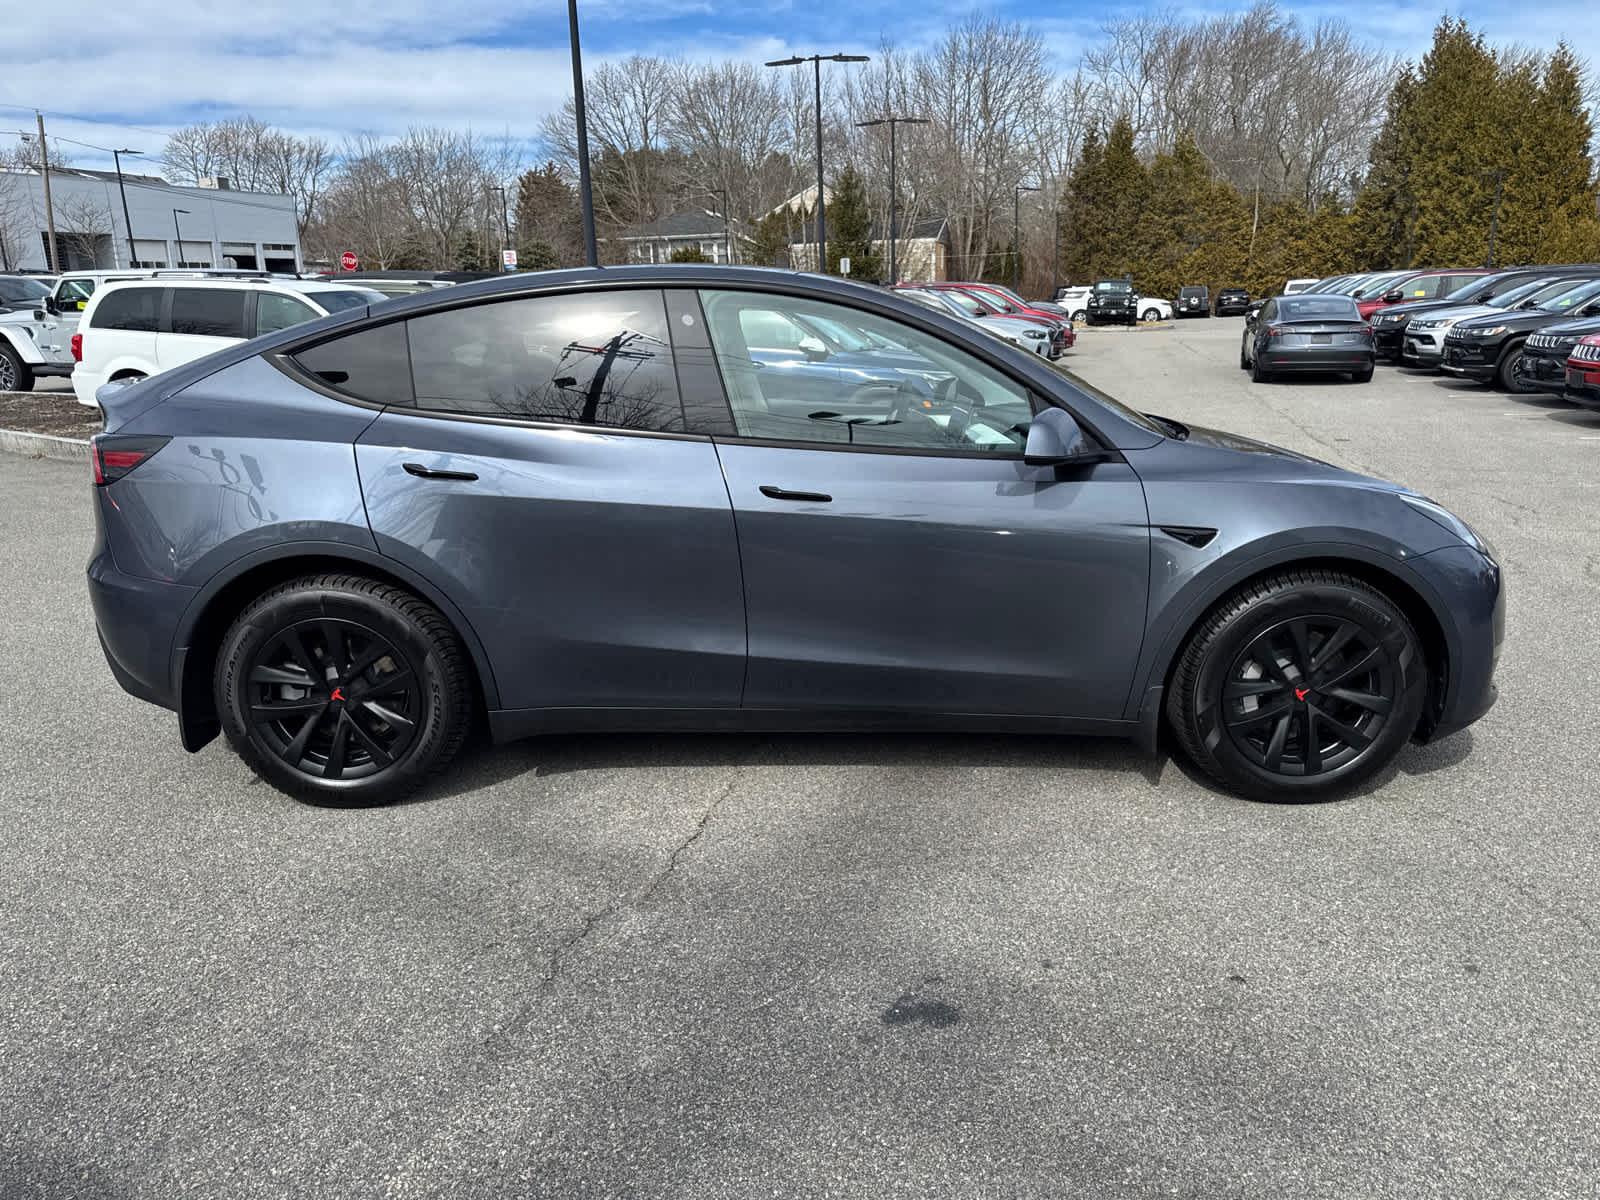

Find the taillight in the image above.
[
  {"left": 70, "top": 333, "right": 82, "bottom": 361},
  {"left": 1267, "top": 325, "right": 1282, "bottom": 338},
  {"left": 91, "top": 435, "right": 169, "bottom": 486}
]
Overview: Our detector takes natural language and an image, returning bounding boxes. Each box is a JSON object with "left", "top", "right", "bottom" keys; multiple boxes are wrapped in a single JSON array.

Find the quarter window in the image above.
[
  {"left": 405, "top": 290, "right": 685, "bottom": 432},
  {"left": 699, "top": 289, "right": 1034, "bottom": 454},
  {"left": 90, "top": 287, "right": 162, "bottom": 332},
  {"left": 290, "top": 322, "right": 413, "bottom": 405},
  {"left": 170, "top": 289, "right": 247, "bottom": 338}
]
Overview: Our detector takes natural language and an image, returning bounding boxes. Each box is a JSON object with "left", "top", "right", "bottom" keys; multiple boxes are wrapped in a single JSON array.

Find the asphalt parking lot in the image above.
[{"left": 3, "top": 318, "right": 1599, "bottom": 1198}]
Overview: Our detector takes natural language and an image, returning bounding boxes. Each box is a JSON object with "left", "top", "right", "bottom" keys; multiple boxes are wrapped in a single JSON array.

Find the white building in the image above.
[{"left": 0, "top": 166, "right": 301, "bottom": 273}]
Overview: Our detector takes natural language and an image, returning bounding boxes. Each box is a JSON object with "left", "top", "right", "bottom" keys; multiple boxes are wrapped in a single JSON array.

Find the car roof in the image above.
[{"left": 92, "top": 277, "right": 384, "bottom": 296}]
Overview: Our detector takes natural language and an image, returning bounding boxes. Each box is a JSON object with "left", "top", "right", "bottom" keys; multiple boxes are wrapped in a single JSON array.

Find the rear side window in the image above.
[
  {"left": 91, "top": 287, "right": 163, "bottom": 332},
  {"left": 256, "top": 291, "right": 319, "bottom": 336},
  {"left": 170, "top": 289, "right": 247, "bottom": 338},
  {"left": 405, "top": 289, "right": 684, "bottom": 432},
  {"left": 290, "top": 322, "right": 413, "bottom": 405}
]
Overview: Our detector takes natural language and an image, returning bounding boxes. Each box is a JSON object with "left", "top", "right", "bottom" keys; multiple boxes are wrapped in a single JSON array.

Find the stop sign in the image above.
[{"left": 340, "top": 251, "right": 359, "bottom": 272}]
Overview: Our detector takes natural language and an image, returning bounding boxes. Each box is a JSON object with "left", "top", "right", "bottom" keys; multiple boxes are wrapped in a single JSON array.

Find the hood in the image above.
[
  {"left": 1408, "top": 303, "right": 1503, "bottom": 326},
  {"left": 1537, "top": 314, "right": 1600, "bottom": 339},
  {"left": 1455, "top": 305, "right": 1591, "bottom": 333},
  {"left": 1147, "top": 420, "right": 1387, "bottom": 485}
]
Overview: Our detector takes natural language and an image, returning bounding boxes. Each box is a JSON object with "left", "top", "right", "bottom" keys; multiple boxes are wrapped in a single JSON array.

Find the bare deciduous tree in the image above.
[{"left": 164, "top": 117, "right": 334, "bottom": 236}]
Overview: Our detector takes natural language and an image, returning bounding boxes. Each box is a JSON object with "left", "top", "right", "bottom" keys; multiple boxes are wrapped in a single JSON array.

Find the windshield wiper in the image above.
[{"left": 1145, "top": 414, "right": 1190, "bottom": 440}]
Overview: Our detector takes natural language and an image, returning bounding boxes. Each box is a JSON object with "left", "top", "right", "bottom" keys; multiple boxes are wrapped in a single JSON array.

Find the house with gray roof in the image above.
[{"left": 616, "top": 209, "right": 751, "bottom": 265}]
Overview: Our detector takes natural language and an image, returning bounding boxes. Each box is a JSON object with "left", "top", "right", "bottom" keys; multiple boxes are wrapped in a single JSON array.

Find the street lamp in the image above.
[
  {"left": 567, "top": 0, "right": 598, "bottom": 267},
  {"left": 172, "top": 208, "right": 189, "bottom": 267},
  {"left": 112, "top": 148, "right": 141, "bottom": 268},
  {"left": 490, "top": 183, "right": 510, "bottom": 269},
  {"left": 1013, "top": 183, "right": 1040, "bottom": 292},
  {"left": 766, "top": 51, "right": 870, "bottom": 273},
  {"left": 855, "top": 116, "right": 928, "bottom": 284},
  {"left": 1480, "top": 169, "right": 1504, "bottom": 268}
]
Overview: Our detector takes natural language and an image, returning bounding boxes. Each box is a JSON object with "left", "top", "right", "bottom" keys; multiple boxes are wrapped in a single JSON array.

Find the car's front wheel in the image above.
[
  {"left": 1071, "top": 309, "right": 1087, "bottom": 324},
  {"left": 214, "top": 574, "right": 473, "bottom": 804},
  {"left": 1166, "top": 569, "right": 1428, "bottom": 802},
  {"left": 1142, "top": 308, "right": 1162, "bottom": 322}
]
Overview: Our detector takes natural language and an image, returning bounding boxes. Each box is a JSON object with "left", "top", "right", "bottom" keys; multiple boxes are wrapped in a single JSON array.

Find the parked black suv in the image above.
[
  {"left": 1176, "top": 285, "right": 1210, "bottom": 318},
  {"left": 1085, "top": 279, "right": 1138, "bottom": 326},
  {"left": 1512, "top": 316, "right": 1600, "bottom": 393},
  {"left": 1442, "top": 278, "right": 1600, "bottom": 388},
  {"left": 1214, "top": 287, "right": 1250, "bottom": 316},
  {"left": 1370, "top": 269, "right": 1571, "bottom": 361}
]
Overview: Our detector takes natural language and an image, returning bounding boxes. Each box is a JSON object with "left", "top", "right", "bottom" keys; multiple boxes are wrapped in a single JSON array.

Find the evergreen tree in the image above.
[
  {"left": 750, "top": 207, "right": 795, "bottom": 268},
  {"left": 669, "top": 245, "right": 711, "bottom": 263},
  {"left": 1061, "top": 118, "right": 1149, "bottom": 283},
  {"left": 825, "top": 166, "right": 880, "bottom": 277},
  {"left": 1500, "top": 43, "right": 1600, "bottom": 263},
  {"left": 514, "top": 161, "right": 584, "bottom": 267}
]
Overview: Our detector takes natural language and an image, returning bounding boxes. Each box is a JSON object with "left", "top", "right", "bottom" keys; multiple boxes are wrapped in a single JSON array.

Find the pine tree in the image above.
[
  {"left": 1061, "top": 119, "right": 1149, "bottom": 284},
  {"left": 514, "top": 162, "right": 584, "bottom": 268},
  {"left": 825, "top": 166, "right": 880, "bottom": 278},
  {"left": 669, "top": 246, "right": 711, "bottom": 263},
  {"left": 750, "top": 208, "right": 795, "bottom": 268},
  {"left": 1499, "top": 43, "right": 1600, "bottom": 263}
]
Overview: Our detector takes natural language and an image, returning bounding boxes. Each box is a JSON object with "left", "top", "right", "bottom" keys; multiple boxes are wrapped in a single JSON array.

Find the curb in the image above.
[{"left": 0, "top": 428, "right": 91, "bottom": 461}]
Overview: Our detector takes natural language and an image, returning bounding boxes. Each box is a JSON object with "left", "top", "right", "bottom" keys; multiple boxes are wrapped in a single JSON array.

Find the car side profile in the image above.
[
  {"left": 87, "top": 266, "right": 1502, "bottom": 806},
  {"left": 72, "top": 278, "right": 387, "bottom": 406}
]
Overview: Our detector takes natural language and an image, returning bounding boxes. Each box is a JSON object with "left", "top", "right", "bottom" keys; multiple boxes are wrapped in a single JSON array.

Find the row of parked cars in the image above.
[{"left": 1243, "top": 262, "right": 1600, "bottom": 407}]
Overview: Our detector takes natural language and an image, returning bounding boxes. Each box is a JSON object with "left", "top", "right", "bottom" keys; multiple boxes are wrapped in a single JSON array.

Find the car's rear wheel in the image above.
[
  {"left": 1496, "top": 343, "right": 1527, "bottom": 391},
  {"left": 1250, "top": 353, "right": 1271, "bottom": 382},
  {"left": 1166, "top": 569, "right": 1427, "bottom": 802},
  {"left": 1142, "top": 308, "right": 1162, "bottom": 323},
  {"left": 1352, "top": 366, "right": 1374, "bottom": 383},
  {"left": 1071, "top": 309, "right": 1087, "bottom": 324},
  {"left": 0, "top": 344, "right": 33, "bottom": 393},
  {"left": 214, "top": 574, "right": 472, "bottom": 804}
]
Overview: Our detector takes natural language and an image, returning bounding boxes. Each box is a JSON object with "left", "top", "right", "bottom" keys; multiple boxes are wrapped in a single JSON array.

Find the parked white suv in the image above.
[{"left": 72, "top": 278, "right": 386, "bottom": 406}]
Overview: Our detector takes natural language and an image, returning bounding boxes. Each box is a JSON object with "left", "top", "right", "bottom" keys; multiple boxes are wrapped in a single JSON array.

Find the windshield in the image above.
[
  {"left": 1094, "top": 280, "right": 1132, "bottom": 293},
  {"left": 932, "top": 289, "right": 986, "bottom": 317},
  {"left": 985, "top": 284, "right": 1029, "bottom": 307},
  {"left": 1537, "top": 278, "right": 1600, "bottom": 312},
  {"left": 908, "top": 290, "right": 977, "bottom": 321},
  {"left": 0, "top": 276, "right": 50, "bottom": 302},
  {"left": 308, "top": 288, "right": 384, "bottom": 313},
  {"left": 1483, "top": 278, "right": 1557, "bottom": 308},
  {"left": 1444, "top": 274, "right": 1512, "bottom": 302},
  {"left": 1349, "top": 271, "right": 1409, "bottom": 298}
]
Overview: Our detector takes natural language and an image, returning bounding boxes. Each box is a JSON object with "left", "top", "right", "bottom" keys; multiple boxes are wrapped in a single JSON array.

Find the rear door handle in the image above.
[
  {"left": 759, "top": 484, "right": 832, "bottom": 503},
  {"left": 403, "top": 462, "right": 478, "bottom": 482}
]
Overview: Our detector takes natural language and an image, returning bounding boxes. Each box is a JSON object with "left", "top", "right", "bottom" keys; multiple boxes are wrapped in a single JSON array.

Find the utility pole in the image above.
[
  {"left": 856, "top": 116, "right": 928, "bottom": 284},
  {"left": 1013, "top": 183, "right": 1039, "bottom": 293},
  {"left": 112, "top": 149, "right": 142, "bottom": 268},
  {"left": 36, "top": 112, "right": 59, "bottom": 273},
  {"left": 1481, "top": 169, "right": 1504, "bottom": 268},
  {"left": 766, "top": 52, "right": 870, "bottom": 272},
  {"left": 568, "top": 0, "right": 598, "bottom": 267}
]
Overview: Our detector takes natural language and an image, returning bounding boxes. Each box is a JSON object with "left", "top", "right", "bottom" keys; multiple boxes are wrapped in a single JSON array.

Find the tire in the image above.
[
  {"left": 1251, "top": 353, "right": 1271, "bottom": 383},
  {"left": 214, "top": 574, "right": 473, "bottom": 805},
  {"left": 1495, "top": 343, "right": 1526, "bottom": 391},
  {"left": 1071, "top": 309, "right": 1087, "bottom": 324},
  {"left": 1166, "top": 569, "right": 1428, "bottom": 802},
  {"left": 1142, "top": 308, "right": 1161, "bottom": 322},
  {"left": 1352, "top": 366, "right": 1374, "bottom": 383},
  {"left": 1239, "top": 340, "right": 1249, "bottom": 370},
  {"left": 0, "top": 343, "right": 34, "bottom": 393}
]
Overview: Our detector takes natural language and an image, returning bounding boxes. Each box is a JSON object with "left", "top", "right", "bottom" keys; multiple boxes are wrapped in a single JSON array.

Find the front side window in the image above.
[
  {"left": 91, "top": 287, "right": 162, "bottom": 332},
  {"left": 700, "top": 289, "right": 1034, "bottom": 454},
  {"left": 170, "top": 289, "right": 247, "bottom": 338},
  {"left": 256, "top": 292, "right": 319, "bottom": 336},
  {"left": 406, "top": 289, "right": 684, "bottom": 432},
  {"left": 57, "top": 279, "right": 95, "bottom": 308}
]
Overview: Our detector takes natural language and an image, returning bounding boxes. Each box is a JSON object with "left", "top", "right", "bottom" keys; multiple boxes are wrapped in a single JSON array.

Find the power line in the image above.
[{"left": 0, "top": 102, "right": 172, "bottom": 139}]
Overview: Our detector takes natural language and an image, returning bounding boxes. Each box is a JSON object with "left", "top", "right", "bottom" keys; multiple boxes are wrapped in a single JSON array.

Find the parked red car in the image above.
[
  {"left": 928, "top": 282, "right": 1076, "bottom": 335},
  {"left": 1565, "top": 333, "right": 1600, "bottom": 409},
  {"left": 1356, "top": 268, "right": 1495, "bottom": 320},
  {"left": 914, "top": 283, "right": 1075, "bottom": 350}
]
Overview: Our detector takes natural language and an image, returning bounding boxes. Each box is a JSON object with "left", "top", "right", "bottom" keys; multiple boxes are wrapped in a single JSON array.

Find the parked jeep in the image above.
[
  {"left": 1085, "top": 279, "right": 1138, "bottom": 326},
  {"left": 1177, "top": 285, "right": 1211, "bottom": 318}
]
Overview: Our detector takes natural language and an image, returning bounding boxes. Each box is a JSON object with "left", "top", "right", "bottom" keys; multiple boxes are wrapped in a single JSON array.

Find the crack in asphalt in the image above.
[{"left": 539, "top": 765, "right": 749, "bottom": 989}]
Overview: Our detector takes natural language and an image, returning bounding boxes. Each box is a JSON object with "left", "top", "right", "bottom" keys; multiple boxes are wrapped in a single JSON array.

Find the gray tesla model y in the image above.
[{"left": 86, "top": 267, "right": 1502, "bottom": 804}]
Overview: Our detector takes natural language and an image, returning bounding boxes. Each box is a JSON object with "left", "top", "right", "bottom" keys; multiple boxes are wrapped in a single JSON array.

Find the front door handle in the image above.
[
  {"left": 403, "top": 462, "right": 478, "bottom": 482},
  {"left": 759, "top": 484, "right": 832, "bottom": 503}
]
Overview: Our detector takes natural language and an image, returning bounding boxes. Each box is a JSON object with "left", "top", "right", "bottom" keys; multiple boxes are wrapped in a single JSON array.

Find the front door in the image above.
[
  {"left": 298, "top": 287, "right": 747, "bottom": 712},
  {"left": 697, "top": 288, "right": 1150, "bottom": 719}
]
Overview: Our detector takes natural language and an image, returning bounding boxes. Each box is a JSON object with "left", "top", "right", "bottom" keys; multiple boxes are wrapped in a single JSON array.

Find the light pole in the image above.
[
  {"left": 856, "top": 116, "right": 928, "bottom": 284},
  {"left": 1480, "top": 169, "right": 1504, "bottom": 268},
  {"left": 490, "top": 184, "right": 510, "bottom": 269},
  {"left": 765, "top": 51, "right": 870, "bottom": 272},
  {"left": 172, "top": 208, "right": 189, "bottom": 267},
  {"left": 1013, "top": 183, "right": 1039, "bottom": 293},
  {"left": 112, "top": 148, "right": 142, "bottom": 267},
  {"left": 567, "top": 0, "right": 598, "bottom": 266}
]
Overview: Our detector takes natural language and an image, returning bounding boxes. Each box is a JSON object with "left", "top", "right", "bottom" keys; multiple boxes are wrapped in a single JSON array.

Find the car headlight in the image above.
[
  {"left": 1021, "top": 328, "right": 1046, "bottom": 339},
  {"left": 1401, "top": 493, "right": 1494, "bottom": 560},
  {"left": 1473, "top": 325, "right": 1510, "bottom": 337}
]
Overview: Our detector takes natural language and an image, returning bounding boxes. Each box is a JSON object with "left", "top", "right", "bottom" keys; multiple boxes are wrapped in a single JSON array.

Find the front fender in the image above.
[{"left": 0, "top": 324, "right": 48, "bottom": 365}]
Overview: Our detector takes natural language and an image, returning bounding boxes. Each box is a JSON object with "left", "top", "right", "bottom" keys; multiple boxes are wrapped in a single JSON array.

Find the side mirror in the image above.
[
  {"left": 43, "top": 296, "right": 58, "bottom": 314},
  {"left": 1024, "top": 407, "right": 1091, "bottom": 466},
  {"left": 1383, "top": 289, "right": 1403, "bottom": 303},
  {"left": 797, "top": 335, "right": 828, "bottom": 361}
]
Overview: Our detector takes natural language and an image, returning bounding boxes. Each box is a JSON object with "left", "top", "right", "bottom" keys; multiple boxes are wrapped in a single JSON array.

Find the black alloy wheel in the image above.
[
  {"left": 1167, "top": 569, "right": 1427, "bottom": 801},
  {"left": 215, "top": 574, "right": 472, "bottom": 803}
]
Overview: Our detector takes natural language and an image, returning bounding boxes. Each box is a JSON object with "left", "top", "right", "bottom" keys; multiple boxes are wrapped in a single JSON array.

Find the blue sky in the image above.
[{"left": 3, "top": 0, "right": 1591, "bottom": 173}]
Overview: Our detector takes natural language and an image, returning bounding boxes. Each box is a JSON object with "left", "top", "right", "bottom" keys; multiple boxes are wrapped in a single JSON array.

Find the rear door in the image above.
[
  {"left": 696, "top": 287, "right": 1150, "bottom": 720},
  {"left": 341, "top": 287, "right": 746, "bottom": 712},
  {"left": 159, "top": 287, "right": 248, "bottom": 370}
]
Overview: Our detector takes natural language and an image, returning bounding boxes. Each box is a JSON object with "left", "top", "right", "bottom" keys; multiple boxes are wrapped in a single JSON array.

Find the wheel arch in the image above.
[
  {"left": 1136, "top": 547, "right": 1455, "bottom": 741},
  {"left": 170, "top": 543, "right": 500, "bottom": 752},
  {"left": 0, "top": 325, "right": 48, "bottom": 365}
]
